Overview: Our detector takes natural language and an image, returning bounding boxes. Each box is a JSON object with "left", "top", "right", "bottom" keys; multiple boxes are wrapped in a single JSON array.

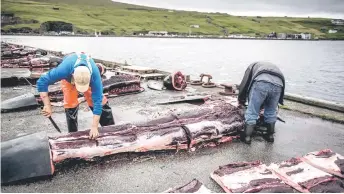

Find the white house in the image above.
[
  {"left": 301, "top": 33, "right": 312, "bottom": 39},
  {"left": 331, "top": 19, "right": 344, "bottom": 25},
  {"left": 148, "top": 31, "right": 168, "bottom": 36},
  {"left": 277, "top": 33, "right": 287, "bottom": 39},
  {"left": 59, "top": 31, "right": 73, "bottom": 35},
  {"left": 47, "top": 31, "right": 58, "bottom": 35},
  {"left": 329, "top": 29, "right": 338, "bottom": 33},
  {"left": 190, "top": 25, "right": 200, "bottom": 28}
]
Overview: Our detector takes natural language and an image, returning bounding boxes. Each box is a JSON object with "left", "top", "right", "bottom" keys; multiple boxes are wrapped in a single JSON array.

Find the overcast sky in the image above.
[{"left": 113, "top": 0, "right": 344, "bottom": 19}]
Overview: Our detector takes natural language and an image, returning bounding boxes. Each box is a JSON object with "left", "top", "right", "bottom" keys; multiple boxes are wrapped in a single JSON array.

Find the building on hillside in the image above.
[
  {"left": 295, "top": 34, "right": 302, "bottom": 39},
  {"left": 287, "top": 34, "right": 302, "bottom": 39},
  {"left": 301, "top": 33, "right": 312, "bottom": 39},
  {"left": 59, "top": 31, "right": 73, "bottom": 35},
  {"left": 148, "top": 31, "right": 168, "bottom": 36},
  {"left": 277, "top": 33, "right": 287, "bottom": 39},
  {"left": 47, "top": 31, "right": 58, "bottom": 35},
  {"left": 331, "top": 19, "right": 344, "bottom": 25},
  {"left": 190, "top": 25, "right": 200, "bottom": 28},
  {"left": 267, "top": 32, "right": 277, "bottom": 38},
  {"left": 1, "top": 13, "right": 19, "bottom": 26},
  {"left": 320, "top": 26, "right": 328, "bottom": 32},
  {"left": 1, "top": 13, "right": 14, "bottom": 20},
  {"left": 329, "top": 29, "right": 338, "bottom": 33}
]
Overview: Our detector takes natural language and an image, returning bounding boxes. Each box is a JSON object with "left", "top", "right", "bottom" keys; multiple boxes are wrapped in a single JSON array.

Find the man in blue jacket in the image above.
[{"left": 37, "top": 52, "right": 115, "bottom": 139}]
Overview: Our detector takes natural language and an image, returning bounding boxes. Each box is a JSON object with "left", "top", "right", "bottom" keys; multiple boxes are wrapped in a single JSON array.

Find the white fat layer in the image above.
[
  {"left": 305, "top": 152, "right": 344, "bottom": 172},
  {"left": 224, "top": 97, "right": 239, "bottom": 106},
  {"left": 185, "top": 121, "right": 221, "bottom": 134},
  {"left": 50, "top": 131, "right": 131, "bottom": 143},
  {"left": 53, "top": 147, "right": 119, "bottom": 161},
  {"left": 221, "top": 164, "right": 276, "bottom": 190},
  {"left": 270, "top": 161, "right": 330, "bottom": 183},
  {"left": 196, "top": 185, "right": 212, "bottom": 193},
  {"left": 52, "top": 129, "right": 186, "bottom": 161},
  {"left": 185, "top": 120, "right": 238, "bottom": 136},
  {"left": 49, "top": 136, "right": 89, "bottom": 142},
  {"left": 135, "top": 129, "right": 183, "bottom": 148},
  {"left": 98, "top": 136, "right": 128, "bottom": 146}
]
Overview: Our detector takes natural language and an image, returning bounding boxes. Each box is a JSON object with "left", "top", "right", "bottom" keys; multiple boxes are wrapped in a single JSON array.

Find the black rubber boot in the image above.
[
  {"left": 90, "top": 102, "right": 115, "bottom": 126},
  {"left": 240, "top": 124, "right": 255, "bottom": 144},
  {"left": 265, "top": 122, "right": 275, "bottom": 142},
  {"left": 65, "top": 106, "right": 78, "bottom": 133}
]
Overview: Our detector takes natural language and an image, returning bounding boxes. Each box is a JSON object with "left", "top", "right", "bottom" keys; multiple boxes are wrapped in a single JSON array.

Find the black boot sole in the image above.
[
  {"left": 244, "top": 140, "right": 252, "bottom": 144},
  {"left": 263, "top": 135, "right": 274, "bottom": 143}
]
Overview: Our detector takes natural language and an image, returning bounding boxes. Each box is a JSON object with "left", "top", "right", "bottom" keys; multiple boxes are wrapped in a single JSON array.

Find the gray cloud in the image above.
[{"left": 113, "top": 0, "right": 344, "bottom": 19}]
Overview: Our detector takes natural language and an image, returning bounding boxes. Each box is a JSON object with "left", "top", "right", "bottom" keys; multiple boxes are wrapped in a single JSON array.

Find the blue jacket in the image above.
[{"left": 37, "top": 53, "right": 103, "bottom": 115}]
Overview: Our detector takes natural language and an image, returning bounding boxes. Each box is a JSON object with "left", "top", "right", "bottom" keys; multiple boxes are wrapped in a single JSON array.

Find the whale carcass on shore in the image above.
[
  {"left": 1, "top": 98, "right": 245, "bottom": 184},
  {"left": 1, "top": 42, "right": 62, "bottom": 69},
  {"left": 1, "top": 74, "right": 144, "bottom": 112},
  {"left": 49, "top": 99, "right": 244, "bottom": 162}
]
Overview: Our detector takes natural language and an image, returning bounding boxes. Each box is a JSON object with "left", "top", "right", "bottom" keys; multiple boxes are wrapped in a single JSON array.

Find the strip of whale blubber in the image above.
[{"left": 1, "top": 132, "right": 54, "bottom": 184}]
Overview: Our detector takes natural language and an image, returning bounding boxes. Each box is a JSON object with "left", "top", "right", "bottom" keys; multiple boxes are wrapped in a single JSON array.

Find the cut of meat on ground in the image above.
[
  {"left": 268, "top": 157, "right": 344, "bottom": 193},
  {"left": 1, "top": 42, "right": 62, "bottom": 69},
  {"left": 102, "top": 75, "right": 143, "bottom": 96},
  {"left": 180, "top": 99, "right": 244, "bottom": 149},
  {"left": 304, "top": 177, "right": 344, "bottom": 193},
  {"left": 301, "top": 149, "right": 344, "bottom": 178},
  {"left": 49, "top": 124, "right": 188, "bottom": 163},
  {"left": 163, "top": 179, "right": 212, "bottom": 193},
  {"left": 210, "top": 161, "right": 296, "bottom": 193}
]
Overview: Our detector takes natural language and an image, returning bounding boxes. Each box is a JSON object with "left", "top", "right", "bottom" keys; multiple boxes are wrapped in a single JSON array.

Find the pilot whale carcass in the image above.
[
  {"left": 1, "top": 75, "right": 144, "bottom": 112},
  {"left": 0, "top": 93, "right": 39, "bottom": 112},
  {"left": 49, "top": 99, "right": 244, "bottom": 162},
  {"left": 1, "top": 99, "right": 244, "bottom": 184},
  {"left": 1, "top": 132, "right": 54, "bottom": 184},
  {"left": 102, "top": 75, "right": 143, "bottom": 97}
]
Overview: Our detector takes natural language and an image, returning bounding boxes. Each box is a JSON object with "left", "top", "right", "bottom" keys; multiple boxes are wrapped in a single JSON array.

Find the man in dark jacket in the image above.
[{"left": 238, "top": 61, "right": 285, "bottom": 144}]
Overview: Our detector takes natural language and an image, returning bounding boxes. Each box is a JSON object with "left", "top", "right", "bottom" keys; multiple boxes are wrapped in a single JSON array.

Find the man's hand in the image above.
[
  {"left": 41, "top": 105, "right": 52, "bottom": 117},
  {"left": 40, "top": 92, "right": 52, "bottom": 117},
  {"left": 89, "top": 115, "right": 101, "bottom": 139},
  {"left": 89, "top": 126, "right": 99, "bottom": 139}
]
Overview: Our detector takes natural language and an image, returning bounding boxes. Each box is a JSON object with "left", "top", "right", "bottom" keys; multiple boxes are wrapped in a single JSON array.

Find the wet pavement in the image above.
[{"left": 1, "top": 82, "right": 344, "bottom": 193}]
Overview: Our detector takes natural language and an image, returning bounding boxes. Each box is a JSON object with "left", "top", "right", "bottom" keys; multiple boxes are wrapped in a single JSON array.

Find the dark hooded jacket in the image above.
[{"left": 238, "top": 61, "right": 285, "bottom": 105}]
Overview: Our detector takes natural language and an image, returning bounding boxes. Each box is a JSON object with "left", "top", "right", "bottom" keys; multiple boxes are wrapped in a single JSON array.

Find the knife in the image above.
[
  {"left": 41, "top": 106, "right": 62, "bottom": 133},
  {"left": 48, "top": 116, "right": 62, "bottom": 133}
]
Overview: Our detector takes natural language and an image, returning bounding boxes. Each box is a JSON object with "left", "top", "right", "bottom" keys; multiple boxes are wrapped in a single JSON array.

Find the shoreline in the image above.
[
  {"left": 3, "top": 34, "right": 344, "bottom": 41},
  {"left": 2, "top": 42, "right": 344, "bottom": 122}
]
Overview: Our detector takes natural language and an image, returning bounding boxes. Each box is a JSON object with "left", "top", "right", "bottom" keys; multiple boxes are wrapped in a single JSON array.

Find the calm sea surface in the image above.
[{"left": 2, "top": 36, "right": 344, "bottom": 103}]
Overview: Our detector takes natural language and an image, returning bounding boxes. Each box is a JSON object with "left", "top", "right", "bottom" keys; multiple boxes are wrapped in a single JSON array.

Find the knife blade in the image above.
[{"left": 48, "top": 116, "right": 62, "bottom": 133}]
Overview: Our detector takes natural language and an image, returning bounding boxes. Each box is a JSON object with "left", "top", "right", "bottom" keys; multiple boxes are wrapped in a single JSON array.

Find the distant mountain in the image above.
[{"left": 1, "top": 0, "right": 343, "bottom": 39}]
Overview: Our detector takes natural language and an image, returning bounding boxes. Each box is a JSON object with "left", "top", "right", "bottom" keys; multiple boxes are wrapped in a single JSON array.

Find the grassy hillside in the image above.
[{"left": 1, "top": 0, "right": 344, "bottom": 39}]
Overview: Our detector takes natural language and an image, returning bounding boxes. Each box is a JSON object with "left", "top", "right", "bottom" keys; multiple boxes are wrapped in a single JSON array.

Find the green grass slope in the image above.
[{"left": 1, "top": 0, "right": 344, "bottom": 39}]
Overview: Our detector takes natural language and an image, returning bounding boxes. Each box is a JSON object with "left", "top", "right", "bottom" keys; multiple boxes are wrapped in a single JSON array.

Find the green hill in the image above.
[{"left": 1, "top": 0, "right": 344, "bottom": 39}]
